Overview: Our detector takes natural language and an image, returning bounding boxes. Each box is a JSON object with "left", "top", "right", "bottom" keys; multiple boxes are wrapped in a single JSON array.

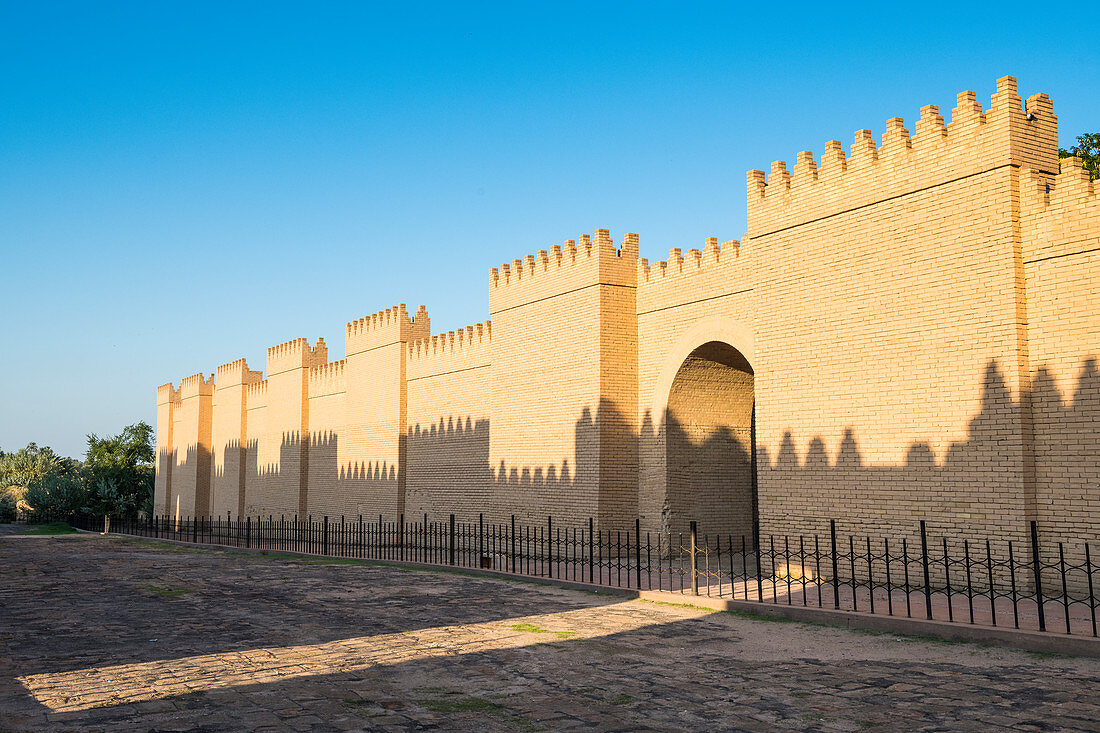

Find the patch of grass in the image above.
[
  {"left": 20, "top": 522, "right": 77, "bottom": 535},
  {"left": 606, "top": 693, "right": 635, "bottom": 706},
  {"left": 420, "top": 695, "right": 503, "bottom": 714},
  {"left": 507, "top": 622, "right": 576, "bottom": 640},
  {"left": 142, "top": 583, "right": 192, "bottom": 599}
]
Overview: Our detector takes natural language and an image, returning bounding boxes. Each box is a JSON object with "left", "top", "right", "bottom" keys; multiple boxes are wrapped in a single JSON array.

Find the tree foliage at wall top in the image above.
[{"left": 1059, "top": 133, "right": 1100, "bottom": 181}]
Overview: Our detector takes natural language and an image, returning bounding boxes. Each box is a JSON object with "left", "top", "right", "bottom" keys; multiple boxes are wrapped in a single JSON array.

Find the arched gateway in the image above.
[
  {"left": 638, "top": 317, "right": 757, "bottom": 541},
  {"left": 665, "top": 341, "right": 756, "bottom": 540}
]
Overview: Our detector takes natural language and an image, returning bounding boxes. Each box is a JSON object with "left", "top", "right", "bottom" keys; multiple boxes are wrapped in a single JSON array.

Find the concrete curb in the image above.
[{"left": 84, "top": 530, "right": 1100, "bottom": 659}]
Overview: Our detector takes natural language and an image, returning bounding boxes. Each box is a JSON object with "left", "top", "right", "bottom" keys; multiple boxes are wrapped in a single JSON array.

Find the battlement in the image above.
[
  {"left": 157, "top": 382, "right": 180, "bottom": 406},
  {"left": 407, "top": 321, "right": 492, "bottom": 380},
  {"left": 489, "top": 229, "right": 639, "bottom": 314},
  {"left": 179, "top": 372, "right": 215, "bottom": 399},
  {"left": 637, "top": 237, "right": 742, "bottom": 284},
  {"left": 345, "top": 304, "right": 430, "bottom": 357},
  {"left": 308, "top": 359, "right": 347, "bottom": 398},
  {"left": 245, "top": 379, "right": 269, "bottom": 408},
  {"left": 747, "top": 76, "right": 1059, "bottom": 236},
  {"left": 1021, "top": 156, "right": 1100, "bottom": 263},
  {"left": 1022, "top": 156, "right": 1098, "bottom": 215},
  {"left": 215, "top": 358, "right": 263, "bottom": 388},
  {"left": 266, "top": 337, "right": 328, "bottom": 376}
]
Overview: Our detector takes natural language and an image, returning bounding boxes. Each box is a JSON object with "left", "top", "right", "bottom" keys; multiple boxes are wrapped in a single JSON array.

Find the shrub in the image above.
[{"left": 22, "top": 471, "right": 88, "bottom": 523}]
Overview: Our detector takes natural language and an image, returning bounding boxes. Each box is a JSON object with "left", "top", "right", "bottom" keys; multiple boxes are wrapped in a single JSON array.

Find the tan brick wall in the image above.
[
  {"left": 305, "top": 359, "right": 346, "bottom": 518},
  {"left": 242, "top": 338, "right": 326, "bottom": 517},
  {"left": 487, "top": 231, "right": 637, "bottom": 528},
  {"left": 1022, "top": 157, "right": 1100, "bottom": 544},
  {"left": 210, "top": 359, "right": 262, "bottom": 516},
  {"left": 152, "top": 76, "right": 1096, "bottom": 556},
  {"left": 406, "top": 323, "right": 492, "bottom": 522},
  {"left": 166, "top": 373, "right": 213, "bottom": 518},
  {"left": 153, "top": 383, "right": 177, "bottom": 515},
  {"left": 745, "top": 77, "right": 1058, "bottom": 545},
  {"left": 342, "top": 306, "right": 429, "bottom": 520},
  {"left": 635, "top": 237, "right": 755, "bottom": 537}
]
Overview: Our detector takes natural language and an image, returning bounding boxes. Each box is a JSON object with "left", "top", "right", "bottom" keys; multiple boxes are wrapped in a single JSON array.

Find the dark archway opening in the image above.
[{"left": 665, "top": 341, "right": 756, "bottom": 542}]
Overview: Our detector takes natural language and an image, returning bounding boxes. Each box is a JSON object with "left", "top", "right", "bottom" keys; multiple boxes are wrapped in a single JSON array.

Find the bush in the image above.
[{"left": 22, "top": 471, "right": 88, "bottom": 523}]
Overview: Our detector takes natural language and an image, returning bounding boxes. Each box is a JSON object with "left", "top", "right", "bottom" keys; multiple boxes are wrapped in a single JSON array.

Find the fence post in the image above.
[
  {"left": 323, "top": 515, "right": 329, "bottom": 556},
  {"left": 690, "top": 521, "right": 699, "bottom": 596},
  {"left": 547, "top": 516, "right": 553, "bottom": 579},
  {"left": 635, "top": 517, "right": 642, "bottom": 590},
  {"left": 829, "top": 519, "right": 840, "bottom": 609},
  {"left": 510, "top": 514, "right": 516, "bottom": 574},
  {"left": 1030, "top": 520, "right": 1046, "bottom": 632},
  {"left": 920, "top": 520, "right": 932, "bottom": 620},
  {"left": 449, "top": 514, "right": 456, "bottom": 566},
  {"left": 192, "top": 516, "right": 197, "bottom": 543},
  {"left": 399, "top": 513, "right": 405, "bottom": 561},
  {"left": 589, "top": 517, "right": 595, "bottom": 584},
  {"left": 479, "top": 513, "right": 484, "bottom": 565},
  {"left": 246, "top": 515, "right": 251, "bottom": 550}
]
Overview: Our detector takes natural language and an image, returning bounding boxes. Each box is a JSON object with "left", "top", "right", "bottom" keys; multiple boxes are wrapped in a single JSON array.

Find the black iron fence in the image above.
[{"left": 70, "top": 513, "right": 1098, "bottom": 637}]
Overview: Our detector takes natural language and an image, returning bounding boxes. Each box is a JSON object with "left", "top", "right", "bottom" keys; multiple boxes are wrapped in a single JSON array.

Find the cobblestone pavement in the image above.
[{"left": 1, "top": 530, "right": 1098, "bottom": 732}]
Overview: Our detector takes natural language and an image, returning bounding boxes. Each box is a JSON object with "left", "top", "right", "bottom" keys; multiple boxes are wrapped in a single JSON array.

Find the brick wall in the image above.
[{"left": 154, "top": 76, "right": 1097, "bottom": 552}]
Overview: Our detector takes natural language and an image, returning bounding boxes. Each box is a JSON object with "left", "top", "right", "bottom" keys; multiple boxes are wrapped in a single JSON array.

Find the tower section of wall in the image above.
[
  {"left": 210, "top": 359, "right": 262, "bottom": 516},
  {"left": 405, "top": 322, "right": 493, "bottom": 521},
  {"left": 168, "top": 373, "right": 214, "bottom": 518},
  {"left": 1021, "top": 157, "right": 1100, "bottom": 542},
  {"left": 745, "top": 76, "right": 1058, "bottom": 543},
  {"left": 244, "top": 338, "right": 326, "bottom": 516},
  {"left": 488, "top": 230, "right": 638, "bottom": 528},
  {"left": 154, "top": 383, "right": 178, "bottom": 516},
  {"left": 343, "top": 305, "right": 429, "bottom": 519}
]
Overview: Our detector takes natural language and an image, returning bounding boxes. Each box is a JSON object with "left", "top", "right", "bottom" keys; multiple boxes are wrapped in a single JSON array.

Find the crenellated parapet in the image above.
[
  {"left": 215, "top": 358, "right": 263, "bottom": 389},
  {"left": 636, "top": 237, "right": 752, "bottom": 314},
  {"left": 747, "top": 76, "right": 1059, "bottom": 236},
  {"left": 345, "top": 304, "right": 430, "bottom": 357},
  {"left": 308, "top": 359, "right": 347, "bottom": 398},
  {"left": 1021, "top": 156, "right": 1100, "bottom": 263},
  {"left": 179, "top": 372, "right": 215, "bottom": 400},
  {"left": 489, "top": 229, "right": 639, "bottom": 314},
  {"left": 637, "top": 237, "right": 742, "bottom": 283},
  {"left": 407, "top": 321, "right": 492, "bottom": 380},
  {"left": 244, "top": 379, "right": 269, "bottom": 409},
  {"left": 266, "top": 337, "right": 328, "bottom": 376},
  {"left": 157, "top": 382, "right": 180, "bottom": 406}
]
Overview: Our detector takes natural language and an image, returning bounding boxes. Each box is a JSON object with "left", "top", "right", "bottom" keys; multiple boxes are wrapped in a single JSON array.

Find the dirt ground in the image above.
[{"left": 1, "top": 527, "right": 1098, "bottom": 731}]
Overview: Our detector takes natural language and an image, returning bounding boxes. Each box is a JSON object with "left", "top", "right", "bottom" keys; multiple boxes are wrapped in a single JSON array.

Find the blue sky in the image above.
[{"left": 2, "top": 1, "right": 1097, "bottom": 458}]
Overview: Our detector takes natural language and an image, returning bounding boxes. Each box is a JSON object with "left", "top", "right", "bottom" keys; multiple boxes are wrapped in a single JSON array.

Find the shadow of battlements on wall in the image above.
[{"left": 159, "top": 357, "right": 1098, "bottom": 545}]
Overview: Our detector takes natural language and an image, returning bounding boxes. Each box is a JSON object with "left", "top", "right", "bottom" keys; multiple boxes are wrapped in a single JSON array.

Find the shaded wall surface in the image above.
[{"left": 155, "top": 76, "right": 1097, "bottom": 547}]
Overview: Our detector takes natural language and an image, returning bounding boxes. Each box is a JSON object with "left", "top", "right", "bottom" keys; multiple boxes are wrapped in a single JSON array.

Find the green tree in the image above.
[
  {"left": 0, "top": 442, "right": 78, "bottom": 489},
  {"left": 83, "top": 421, "right": 155, "bottom": 527},
  {"left": 1059, "top": 133, "right": 1100, "bottom": 181},
  {"left": 22, "top": 471, "right": 88, "bottom": 522},
  {"left": 0, "top": 443, "right": 81, "bottom": 521}
]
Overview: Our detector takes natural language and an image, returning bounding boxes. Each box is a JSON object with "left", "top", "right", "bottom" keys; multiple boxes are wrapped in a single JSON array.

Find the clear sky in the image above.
[{"left": 2, "top": 1, "right": 1097, "bottom": 458}]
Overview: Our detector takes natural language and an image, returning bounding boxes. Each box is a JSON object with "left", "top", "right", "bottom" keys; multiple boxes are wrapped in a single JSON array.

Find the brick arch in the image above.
[
  {"left": 648, "top": 318, "right": 755, "bottom": 421},
  {"left": 639, "top": 317, "right": 756, "bottom": 538}
]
